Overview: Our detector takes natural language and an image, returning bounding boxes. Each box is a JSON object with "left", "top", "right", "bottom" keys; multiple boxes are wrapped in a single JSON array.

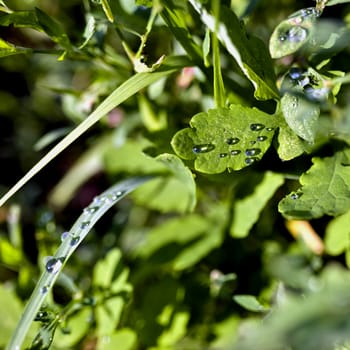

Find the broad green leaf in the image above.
[
  {"left": 279, "top": 150, "right": 350, "bottom": 219},
  {"left": 233, "top": 294, "right": 268, "bottom": 312},
  {"left": 171, "top": 105, "right": 278, "bottom": 174},
  {"left": 188, "top": 0, "right": 278, "bottom": 100},
  {"left": 281, "top": 92, "right": 320, "bottom": 142},
  {"left": 97, "top": 329, "right": 137, "bottom": 350},
  {"left": 0, "top": 10, "right": 39, "bottom": 28},
  {"left": 230, "top": 172, "right": 284, "bottom": 238},
  {"left": 0, "top": 37, "right": 29, "bottom": 57},
  {"left": 269, "top": 8, "right": 319, "bottom": 59},
  {"left": 325, "top": 210, "right": 350, "bottom": 255}
]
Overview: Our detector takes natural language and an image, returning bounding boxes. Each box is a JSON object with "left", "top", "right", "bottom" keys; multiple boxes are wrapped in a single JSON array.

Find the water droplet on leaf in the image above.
[
  {"left": 192, "top": 144, "right": 215, "bottom": 154},
  {"left": 41, "top": 286, "right": 49, "bottom": 294},
  {"left": 250, "top": 123, "right": 265, "bottom": 131},
  {"left": 291, "top": 192, "right": 303, "bottom": 199},
  {"left": 230, "top": 150, "right": 241, "bottom": 156},
  {"left": 245, "top": 148, "right": 261, "bottom": 157},
  {"left": 226, "top": 137, "right": 240, "bottom": 145},
  {"left": 250, "top": 140, "right": 256, "bottom": 145},
  {"left": 60, "top": 231, "right": 69, "bottom": 242},
  {"left": 45, "top": 257, "right": 64, "bottom": 274},
  {"left": 219, "top": 153, "right": 228, "bottom": 158},
  {"left": 245, "top": 157, "right": 258, "bottom": 165},
  {"left": 70, "top": 236, "right": 80, "bottom": 246},
  {"left": 257, "top": 136, "right": 268, "bottom": 142},
  {"left": 80, "top": 221, "right": 90, "bottom": 229},
  {"left": 84, "top": 206, "right": 99, "bottom": 215},
  {"left": 279, "top": 27, "right": 308, "bottom": 43},
  {"left": 266, "top": 127, "right": 274, "bottom": 132}
]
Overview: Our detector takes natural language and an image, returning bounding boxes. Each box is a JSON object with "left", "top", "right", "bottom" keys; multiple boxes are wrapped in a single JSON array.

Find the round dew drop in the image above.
[
  {"left": 245, "top": 148, "right": 261, "bottom": 157},
  {"left": 192, "top": 143, "right": 215, "bottom": 154},
  {"left": 279, "top": 26, "right": 308, "bottom": 43},
  {"left": 70, "top": 236, "right": 80, "bottom": 246},
  {"left": 245, "top": 157, "right": 258, "bottom": 165},
  {"left": 219, "top": 153, "right": 228, "bottom": 158},
  {"left": 80, "top": 221, "right": 90, "bottom": 229},
  {"left": 60, "top": 231, "right": 70, "bottom": 242},
  {"left": 226, "top": 137, "right": 240, "bottom": 145},
  {"left": 257, "top": 136, "right": 267, "bottom": 142},
  {"left": 41, "top": 285, "right": 50, "bottom": 294},
  {"left": 45, "top": 257, "right": 64, "bottom": 274},
  {"left": 250, "top": 123, "right": 265, "bottom": 131},
  {"left": 230, "top": 150, "right": 241, "bottom": 156}
]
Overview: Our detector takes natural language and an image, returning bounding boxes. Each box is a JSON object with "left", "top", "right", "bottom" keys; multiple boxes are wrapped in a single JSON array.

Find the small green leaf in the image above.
[
  {"left": 0, "top": 37, "right": 29, "bottom": 57},
  {"left": 0, "top": 237, "right": 23, "bottom": 266},
  {"left": 281, "top": 92, "right": 320, "bottom": 143},
  {"left": 325, "top": 210, "right": 350, "bottom": 255},
  {"left": 97, "top": 329, "right": 137, "bottom": 350},
  {"left": 279, "top": 150, "right": 350, "bottom": 219},
  {"left": 100, "top": 0, "right": 114, "bottom": 22},
  {"left": 230, "top": 172, "right": 284, "bottom": 238},
  {"left": 269, "top": 7, "right": 319, "bottom": 59},
  {"left": 233, "top": 294, "right": 268, "bottom": 312},
  {"left": 171, "top": 105, "right": 278, "bottom": 174},
  {"left": 35, "top": 7, "right": 71, "bottom": 49}
]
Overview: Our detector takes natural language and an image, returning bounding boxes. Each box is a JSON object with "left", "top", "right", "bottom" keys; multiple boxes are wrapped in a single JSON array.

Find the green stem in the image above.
[
  {"left": 212, "top": 0, "right": 225, "bottom": 108},
  {"left": 6, "top": 176, "right": 152, "bottom": 350}
]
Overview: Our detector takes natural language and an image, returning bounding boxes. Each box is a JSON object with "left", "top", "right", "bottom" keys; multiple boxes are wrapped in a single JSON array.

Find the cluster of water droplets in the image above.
[{"left": 191, "top": 123, "right": 275, "bottom": 167}]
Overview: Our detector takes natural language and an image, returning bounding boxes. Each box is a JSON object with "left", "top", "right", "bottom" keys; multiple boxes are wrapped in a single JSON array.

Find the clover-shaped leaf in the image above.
[
  {"left": 171, "top": 106, "right": 278, "bottom": 174},
  {"left": 279, "top": 150, "right": 350, "bottom": 219}
]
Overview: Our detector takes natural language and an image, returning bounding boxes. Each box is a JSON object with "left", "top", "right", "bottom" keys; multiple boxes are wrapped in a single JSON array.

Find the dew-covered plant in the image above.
[{"left": 1, "top": 0, "right": 350, "bottom": 349}]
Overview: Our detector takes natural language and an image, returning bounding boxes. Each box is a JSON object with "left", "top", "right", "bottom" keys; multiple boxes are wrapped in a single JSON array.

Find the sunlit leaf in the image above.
[
  {"left": 279, "top": 150, "right": 350, "bottom": 219},
  {"left": 97, "top": 329, "right": 137, "bottom": 350},
  {"left": 269, "top": 8, "right": 319, "bottom": 59},
  {"left": 189, "top": 0, "right": 278, "bottom": 100},
  {"left": 171, "top": 105, "right": 278, "bottom": 174},
  {"left": 325, "top": 210, "right": 350, "bottom": 255},
  {"left": 230, "top": 172, "right": 284, "bottom": 238},
  {"left": 233, "top": 294, "right": 268, "bottom": 312},
  {"left": 0, "top": 37, "right": 29, "bottom": 57}
]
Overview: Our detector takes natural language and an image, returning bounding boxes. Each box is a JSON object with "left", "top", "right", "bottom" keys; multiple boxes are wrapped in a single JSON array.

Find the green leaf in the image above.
[
  {"left": 93, "top": 248, "right": 132, "bottom": 336},
  {"left": 34, "top": 8, "right": 71, "bottom": 49},
  {"left": 230, "top": 172, "right": 284, "bottom": 238},
  {"left": 0, "top": 37, "right": 29, "bottom": 57},
  {"left": 277, "top": 117, "right": 306, "bottom": 160},
  {"left": 97, "top": 329, "right": 137, "bottom": 350},
  {"left": 0, "top": 10, "right": 40, "bottom": 28},
  {"left": 0, "top": 237, "right": 23, "bottom": 266},
  {"left": 327, "top": 0, "right": 350, "bottom": 5},
  {"left": 233, "top": 294, "right": 268, "bottom": 312},
  {"left": 101, "top": 0, "right": 114, "bottom": 22},
  {"left": 279, "top": 150, "right": 350, "bottom": 219},
  {"left": 325, "top": 210, "right": 350, "bottom": 255},
  {"left": 171, "top": 105, "right": 278, "bottom": 174},
  {"left": 269, "top": 8, "right": 319, "bottom": 59},
  {"left": 188, "top": 0, "right": 278, "bottom": 100},
  {"left": 136, "top": 0, "right": 153, "bottom": 6},
  {"left": 281, "top": 92, "right": 320, "bottom": 143}
]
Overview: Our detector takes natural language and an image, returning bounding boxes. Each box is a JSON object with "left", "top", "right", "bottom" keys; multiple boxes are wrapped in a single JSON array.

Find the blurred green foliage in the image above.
[{"left": 1, "top": 0, "right": 350, "bottom": 349}]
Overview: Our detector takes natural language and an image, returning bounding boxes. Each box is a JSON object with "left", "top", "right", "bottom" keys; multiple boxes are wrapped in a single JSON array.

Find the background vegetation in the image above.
[{"left": 1, "top": 0, "right": 350, "bottom": 349}]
